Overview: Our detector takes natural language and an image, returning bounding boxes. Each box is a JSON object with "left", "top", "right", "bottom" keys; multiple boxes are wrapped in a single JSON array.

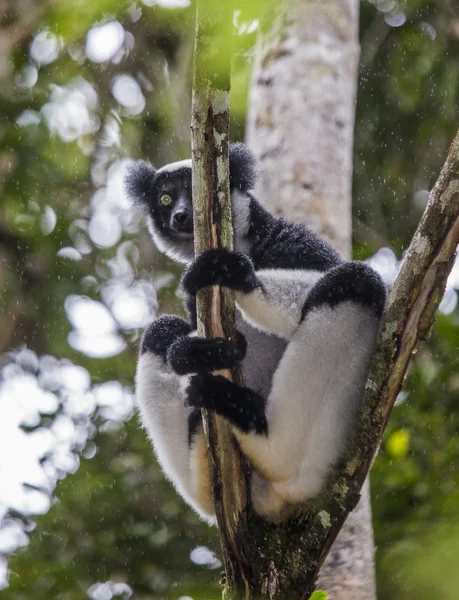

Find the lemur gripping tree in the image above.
[
  {"left": 125, "top": 140, "right": 459, "bottom": 599},
  {"left": 125, "top": 4, "right": 383, "bottom": 581},
  {"left": 125, "top": 144, "right": 386, "bottom": 523}
]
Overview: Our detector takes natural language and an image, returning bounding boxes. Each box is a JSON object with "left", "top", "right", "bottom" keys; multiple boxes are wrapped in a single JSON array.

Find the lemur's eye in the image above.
[{"left": 160, "top": 194, "right": 172, "bottom": 207}]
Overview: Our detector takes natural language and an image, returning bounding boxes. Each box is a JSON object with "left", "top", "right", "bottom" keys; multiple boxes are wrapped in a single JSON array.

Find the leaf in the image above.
[
  {"left": 387, "top": 429, "right": 410, "bottom": 459},
  {"left": 309, "top": 591, "right": 328, "bottom": 600}
]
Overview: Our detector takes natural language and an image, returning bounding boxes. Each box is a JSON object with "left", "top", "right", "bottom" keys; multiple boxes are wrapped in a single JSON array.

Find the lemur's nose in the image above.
[{"left": 174, "top": 210, "right": 188, "bottom": 225}]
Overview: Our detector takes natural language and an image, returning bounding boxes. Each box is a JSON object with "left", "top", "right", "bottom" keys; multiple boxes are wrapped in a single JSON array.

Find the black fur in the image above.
[
  {"left": 301, "top": 261, "right": 387, "bottom": 320},
  {"left": 168, "top": 333, "right": 247, "bottom": 375},
  {"left": 125, "top": 142, "right": 256, "bottom": 219},
  {"left": 185, "top": 294, "right": 198, "bottom": 329},
  {"left": 247, "top": 198, "right": 342, "bottom": 272},
  {"left": 131, "top": 143, "right": 387, "bottom": 523},
  {"left": 187, "top": 374, "right": 268, "bottom": 435},
  {"left": 182, "top": 248, "right": 260, "bottom": 295},
  {"left": 151, "top": 168, "right": 193, "bottom": 241},
  {"left": 182, "top": 248, "right": 259, "bottom": 296},
  {"left": 141, "top": 315, "right": 192, "bottom": 357},
  {"left": 125, "top": 161, "right": 157, "bottom": 212},
  {"left": 188, "top": 409, "right": 203, "bottom": 447},
  {"left": 126, "top": 145, "right": 342, "bottom": 275},
  {"left": 229, "top": 143, "right": 258, "bottom": 192}
]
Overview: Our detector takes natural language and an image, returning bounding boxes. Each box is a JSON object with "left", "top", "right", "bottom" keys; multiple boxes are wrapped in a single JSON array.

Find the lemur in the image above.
[{"left": 125, "top": 143, "right": 386, "bottom": 523}]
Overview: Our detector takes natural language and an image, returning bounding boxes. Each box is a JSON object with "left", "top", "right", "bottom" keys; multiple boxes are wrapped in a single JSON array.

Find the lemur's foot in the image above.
[
  {"left": 186, "top": 373, "right": 267, "bottom": 435},
  {"left": 182, "top": 248, "right": 259, "bottom": 295}
]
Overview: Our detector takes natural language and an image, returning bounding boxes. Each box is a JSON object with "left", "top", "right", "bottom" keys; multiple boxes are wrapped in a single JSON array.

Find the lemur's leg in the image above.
[
  {"left": 137, "top": 315, "right": 245, "bottom": 522},
  {"left": 236, "top": 268, "right": 327, "bottom": 338},
  {"left": 136, "top": 317, "right": 205, "bottom": 516},
  {"left": 182, "top": 248, "right": 323, "bottom": 339},
  {"left": 185, "top": 261, "right": 386, "bottom": 519}
]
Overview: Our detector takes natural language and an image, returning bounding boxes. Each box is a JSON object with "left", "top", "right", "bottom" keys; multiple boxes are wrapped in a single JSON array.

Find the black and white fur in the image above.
[{"left": 126, "top": 143, "right": 386, "bottom": 523}]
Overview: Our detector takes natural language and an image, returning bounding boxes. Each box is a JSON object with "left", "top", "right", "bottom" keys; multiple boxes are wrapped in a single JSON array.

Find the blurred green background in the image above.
[{"left": 0, "top": 1, "right": 458, "bottom": 599}]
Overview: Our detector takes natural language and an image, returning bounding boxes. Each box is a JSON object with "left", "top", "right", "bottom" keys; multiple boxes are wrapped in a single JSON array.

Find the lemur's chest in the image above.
[{"left": 236, "top": 313, "right": 287, "bottom": 398}]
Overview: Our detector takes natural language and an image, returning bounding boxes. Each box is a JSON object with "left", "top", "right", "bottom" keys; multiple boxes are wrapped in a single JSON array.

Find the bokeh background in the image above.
[{"left": 0, "top": 1, "right": 459, "bottom": 598}]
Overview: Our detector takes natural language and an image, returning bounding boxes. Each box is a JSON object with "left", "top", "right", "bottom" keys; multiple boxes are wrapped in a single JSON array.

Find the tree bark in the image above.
[
  {"left": 247, "top": 0, "right": 358, "bottom": 258},
  {"left": 191, "top": 2, "right": 252, "bottom": 597},
  {"left": 246, "top": 1, "right": 376, "bottom": 597}
]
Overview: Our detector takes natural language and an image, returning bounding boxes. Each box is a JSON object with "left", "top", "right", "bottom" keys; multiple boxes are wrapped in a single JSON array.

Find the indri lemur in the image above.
[{"left": 125, "top": 143, "right": 386, "bottom": 523}]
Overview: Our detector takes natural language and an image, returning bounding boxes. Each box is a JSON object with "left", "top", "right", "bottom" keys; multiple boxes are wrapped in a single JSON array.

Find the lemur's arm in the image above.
[{"left": 182, "top": 249, "right": 324, "bottom": 339}]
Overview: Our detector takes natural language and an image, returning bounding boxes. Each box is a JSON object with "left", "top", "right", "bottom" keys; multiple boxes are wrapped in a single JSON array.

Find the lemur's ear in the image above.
[
  {"left": 229, "top": 143, "right": 258, "bottom": 192},
  {"left": 125, "top": 161, "right": 157, "bottom": 211}
]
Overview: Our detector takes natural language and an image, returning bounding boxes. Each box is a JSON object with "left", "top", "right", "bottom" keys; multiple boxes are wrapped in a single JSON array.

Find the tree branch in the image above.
[
  {"left": 190, "top": 1, "right": 251, "bottom": 597},
  {"left": 296, "top": 129, "right": 459, "bottom": 597}
]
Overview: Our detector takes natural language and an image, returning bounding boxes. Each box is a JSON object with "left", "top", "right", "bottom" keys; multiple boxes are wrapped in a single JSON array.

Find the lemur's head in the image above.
[{"left": 125, "top": 143, "right": 257, "bottom": 263}]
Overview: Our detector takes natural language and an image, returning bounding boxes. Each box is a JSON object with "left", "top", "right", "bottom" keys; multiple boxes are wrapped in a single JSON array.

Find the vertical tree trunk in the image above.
[
  {"left": 246, "top": 1, "right": 377, "bottom": 597},
  {"left": 191, "top": 2, "right": 253, "bottom": 597}
]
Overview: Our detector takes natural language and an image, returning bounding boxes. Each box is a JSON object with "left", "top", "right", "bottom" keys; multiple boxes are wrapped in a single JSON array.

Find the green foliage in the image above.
[
  {"left": 378, "top": 519, "right": 459, "bottom": 599},
  {"left": 49, "top": 0, "right": 132, "bottom": 40},
  {"left": 6, "top": 419, "right": 220, "bottom": 600},
  {"left": 309, "top": 591, "right": 328, "bottom": 600},
  {"left": 356, "top": 0, "right": 459, "bottom": 255},
  {"left": 386, "top": 428, "right": 410, "bottom": 459},
  {"left": 0, "top": 1, "right": 458, "bottom": 599},
  {"left": 372, "top": 314, "right": 459, "bottom": 598}
]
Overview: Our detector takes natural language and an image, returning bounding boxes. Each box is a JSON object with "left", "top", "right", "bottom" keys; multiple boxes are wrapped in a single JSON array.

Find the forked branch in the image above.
[
  {"left": 191, "top": 0, "right": 459, "bottom": 593},
  {"left": 298, "top": 130, "right": 459, "bottom": 597}
]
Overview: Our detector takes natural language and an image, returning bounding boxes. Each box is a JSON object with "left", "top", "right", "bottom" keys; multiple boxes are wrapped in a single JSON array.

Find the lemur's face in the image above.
[
  {"left": 125, "top": 143, "right": 258, "bottom": 264},
  {"left": 126, "top": 159, "right": 196, "bottom": 263},
  {"left": 150, "top": 162, "right": 194, "bottom": 239}
]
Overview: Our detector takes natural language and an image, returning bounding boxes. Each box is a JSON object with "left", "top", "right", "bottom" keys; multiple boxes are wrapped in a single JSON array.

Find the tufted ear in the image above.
[
  {"left": 125, "top": 160, "right": 157, "bottom": 211},
  {"left": 229, "top": 143, "right": 258, "bottom": 192}
]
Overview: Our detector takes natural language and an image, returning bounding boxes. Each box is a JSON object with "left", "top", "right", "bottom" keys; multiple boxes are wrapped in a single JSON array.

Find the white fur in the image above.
[
  {"left": 135, "top": 183, "right": 381, "bottom": 523},
  {"left": 236, "top": 269, "right": 323, "bottom": 339},
  {"left": 146, "top": 219, "right": 195, "bottom": 265},
  {"left": 232, "top": 190, "right": 252, "bottom": 256},
  {"left": 147, "top": 188, "right": 253, "bottom": 265},
  {"left": 137, "top": 268, "right": 380, "bottom": 523},
  {"left": 136, "top": 352, "right": 215, "bottom": 524},
  {"left": 233, "top": 302, "right": 378, "bottom": 521},
  {"left": 157, "top": 159, "right": 192, "bottom": 174}
]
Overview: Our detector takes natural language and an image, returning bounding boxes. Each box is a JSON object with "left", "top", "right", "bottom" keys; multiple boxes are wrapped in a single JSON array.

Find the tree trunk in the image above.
[
  {"left": 246, "top": 1, "right": 377, "bottom": 597},
  {"left": 191, "top": 2, "right": 253, "bottom": 596}
]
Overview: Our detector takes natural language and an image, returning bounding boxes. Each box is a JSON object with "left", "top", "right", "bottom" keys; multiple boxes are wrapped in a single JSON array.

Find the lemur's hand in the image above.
[
  {"left": 141, "top": 316, "right": 192, "bottom": 359},
  {"left": 182, "top": 248, "right": 259, "bottom": 296},
  {"left": 168, "top": 332, "right": 246, "bottom": 375}
]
